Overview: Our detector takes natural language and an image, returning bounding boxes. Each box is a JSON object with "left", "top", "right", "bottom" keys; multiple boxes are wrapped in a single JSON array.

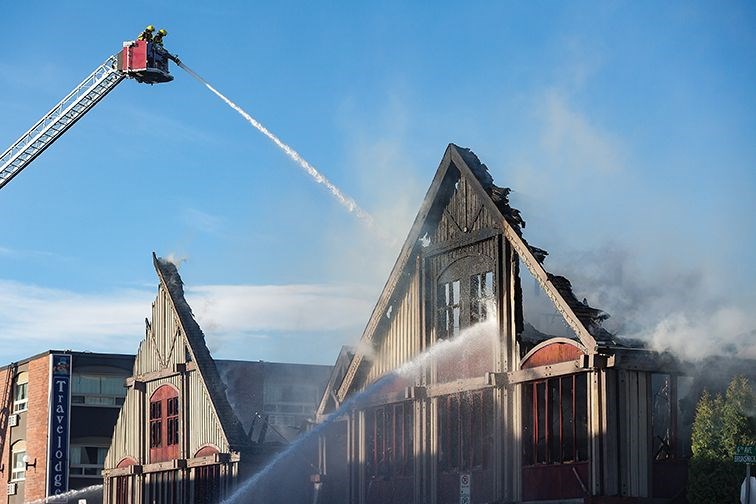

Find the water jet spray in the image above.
[
  {"left": 176, "top": 61, "right": 373, "bottom": 226},
  {"left": 223, "top": 312, "right": 499, "bottom": 503}
]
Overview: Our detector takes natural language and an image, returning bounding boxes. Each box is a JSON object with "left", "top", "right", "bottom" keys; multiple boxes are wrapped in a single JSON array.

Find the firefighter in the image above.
[
  {"left": 137, "top": 25, "right": 155, "bottom": 41},
  {"left": 153, "top": 28, "right": 168, "bottom": 46}
]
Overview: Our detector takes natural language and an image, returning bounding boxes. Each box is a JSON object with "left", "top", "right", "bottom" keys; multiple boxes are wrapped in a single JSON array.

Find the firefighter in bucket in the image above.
[{"left": 138, "top": 25, "right": 155, "bottom": 42}]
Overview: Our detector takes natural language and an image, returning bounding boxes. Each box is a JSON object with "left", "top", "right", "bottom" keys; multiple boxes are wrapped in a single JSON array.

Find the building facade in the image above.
[
  {"left": 101, "top": 255, "right": 332, "bottom": 503},
  {"left": 102, "top": 255, "right": 255, "bottom": 504},
  {"left": 0, "top": 351, "right": 133, "bottom": 504},
  {"left": 314, "top": 145, "right": 698, "bottom": 504}
]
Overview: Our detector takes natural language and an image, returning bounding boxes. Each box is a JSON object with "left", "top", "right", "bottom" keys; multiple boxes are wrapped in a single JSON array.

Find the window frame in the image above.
[
  {"left": 365, "top": 401, "right": 414, "bottom": 479},
  {"left": 435, "top": 255, "right": 496, "bottom": 342},
  {"left": 522, "top": 373, "right": 589, "bottom": 467},
  {"left": 10, "top": 441, "right": 26, "bottom": 482},
  {"left": 149, "top": 385, "right": 180, "bottom": 462},
  {"left": 69, "top": 444, "right": 109, "bottom": 478},
  {"left": 71, "top": 373, "right": 128, "bottom": 408},
  {"left": 12, "top": 372, "right": 29, "bottom": 414}
]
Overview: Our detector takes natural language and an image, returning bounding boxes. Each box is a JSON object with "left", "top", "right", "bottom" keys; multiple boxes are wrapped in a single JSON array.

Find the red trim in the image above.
[
  {"left": 194, "top": 445, "right": 220, "bottom": 458},
  {"left": 116, "top": 457, "right": 137, "bottom": 469},
  {"left": 522, "top": 341, "right": 584, "bottom": 369}
]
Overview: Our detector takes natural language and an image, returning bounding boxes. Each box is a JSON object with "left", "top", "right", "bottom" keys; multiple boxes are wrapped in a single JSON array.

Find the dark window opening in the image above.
[
  {"left": 522, "top": 374, "right": 588, "bottom": 466},
  {"left": 471, "top": 271, "right": 495, "bottom": 323},
  {"left": 438, "top": 390, "right": 493, "bottom": 472},
  {"left": 195, "top": 464, "right": 221, "bottom": 503},
  {"left": 437, "top": 270, "right": 496, "bottom": 341},
  {"left": 149, "top": 401, "right": 162, "bottom": 448},
  {"left": 366, "top": 402, "right": 413, "bottom": 479},
  {"left": 437, "top": 280, "right": 461, "bottom": 340},
  {"left": 652, "top": 374, "right": 694, "bottom": 460},
  {"left": 167, "top": 397, "right": 179, "bottom": 446}
]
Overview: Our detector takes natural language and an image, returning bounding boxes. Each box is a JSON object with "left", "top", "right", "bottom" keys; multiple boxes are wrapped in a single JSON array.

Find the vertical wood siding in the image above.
[
  {"left": 104, "top": 281, "right": 231, "bottom": 472},
  {"left": 366, "top": 266, "right": 421, "bottom": 385}
]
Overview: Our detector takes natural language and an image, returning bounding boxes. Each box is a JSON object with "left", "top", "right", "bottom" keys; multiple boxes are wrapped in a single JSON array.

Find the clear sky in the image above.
[{"left": 1, "top": 1, "right": 754, "bottom": 365}]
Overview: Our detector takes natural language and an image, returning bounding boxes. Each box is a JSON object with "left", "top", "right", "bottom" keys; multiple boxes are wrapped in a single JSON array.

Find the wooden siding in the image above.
[
  {"left": 187, "top": 370, "right": 231, "bottom": 455},
  {"left": 431, "top": 171, "right": 499, "bottom": 245},
  {"left": 104, "top": 277, "right": 232, "bottom": 473},
  {"left": 135, "top": 285, "right": 187, "bottom": 376},
  {"left": 617, "top": 369, "right": 652, "bottom": 497},
  {"left": 365, "top": 265, "right": 421, "bottom": 385},
  {"left": 105, "top": 386, "right": 144, "bottom": 467}
]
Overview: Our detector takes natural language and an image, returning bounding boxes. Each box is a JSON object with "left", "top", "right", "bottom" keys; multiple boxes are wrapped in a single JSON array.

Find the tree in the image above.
[{"left": 688, "top": 376, "right": 755, "bottom": 504}]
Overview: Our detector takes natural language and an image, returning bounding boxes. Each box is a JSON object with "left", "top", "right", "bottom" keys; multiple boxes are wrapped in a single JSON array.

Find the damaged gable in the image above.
[
  {"left": 104, "top": 255, "right": 250, "bottom": 471},
  {"left": 333, "top": 144, "right": 613, "bottom": 405},
  {"left": 151, "top": 254, "right": 250, "bottom": 450}
]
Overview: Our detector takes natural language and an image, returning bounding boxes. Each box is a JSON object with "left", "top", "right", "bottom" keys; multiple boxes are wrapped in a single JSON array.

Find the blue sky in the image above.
[{"left": 1, "top": 1, "right": 754, "bottom": 365}]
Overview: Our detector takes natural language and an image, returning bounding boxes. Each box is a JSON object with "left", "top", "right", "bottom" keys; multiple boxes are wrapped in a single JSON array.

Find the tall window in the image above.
[
  {"left": 12, "top": 372, "right": 28, "bottom": 413},
  {"left": 436, "top": 257, "right": 495, "bottom": 342},
  {"left": 149, "top": 385, "right": 180, "bottom": 462},
  {"left": 10, "top": 441, "right": 26, "bottom": 481},
  {"left": 652, "top": 374, "right": 695, "bottom": 460},
  {"left": 167, "top": 397, "right": 179, "bottom": 446},
  {"left": 522, "top": 374, "right": 589, "bottom": 466},
  {"left": 437, "top": 280, "right": 461, "bottom": 340},
  {"left": 366, "top": 402, "right": 414, "bottom": 479},
  {"left": 150, "top": 401, "right": 162, "bottom": 448},
  {"left": 471, "top": 271, "right": 495, "bottom": 323},
  {"left": 438, "top": 390, "right": 493, "bottom": 472}
]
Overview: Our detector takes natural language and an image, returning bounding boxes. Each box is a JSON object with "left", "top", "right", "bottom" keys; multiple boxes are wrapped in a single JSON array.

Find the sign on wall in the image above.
[
  {"left": 46, "top": 353, "right": 72, "bottom": 497},
  {"left": 460, "top": 472, "right": 471, "bottom": 504}
]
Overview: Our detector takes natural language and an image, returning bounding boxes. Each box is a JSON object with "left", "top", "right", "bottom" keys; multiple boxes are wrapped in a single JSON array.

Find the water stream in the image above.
[
  {"left": 26, "top": 484, "right": 103, "bottom": 503},
  {"left": 224, "top": 313, "right": 498, "bottom": 503},
  {"left": 177, "top": 62, "right": 373, "bottom": 225}
]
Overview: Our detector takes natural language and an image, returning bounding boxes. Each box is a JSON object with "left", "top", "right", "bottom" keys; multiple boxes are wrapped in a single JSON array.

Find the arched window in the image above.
[
  {"left": 10, "top": 440, "right": 26, "bottom": 481},
  {"left": 149, "top": 385, "right": 179, "bottom": 462},
  {"left": 13, "top": 372, "right": 29, "bottom": 413},
  {"left": 436, "top": 255, "right": 495, "bottom": 341}
]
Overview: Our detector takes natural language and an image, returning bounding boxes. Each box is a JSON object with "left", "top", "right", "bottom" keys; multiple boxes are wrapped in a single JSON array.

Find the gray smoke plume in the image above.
[{"left": 546, "top": 244, "right": 756, "bottom": 362}]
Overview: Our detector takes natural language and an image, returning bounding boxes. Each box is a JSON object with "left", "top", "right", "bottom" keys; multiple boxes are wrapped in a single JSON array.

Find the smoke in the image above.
[
  {"left": 544, "top": 244, "right": 756, "bottom": 362},
  {"left": 177, "top": 61, "right": 373, "bottom": 225},
  {"left": 164, "top": 252, "right": 187, "bottom": 267}
]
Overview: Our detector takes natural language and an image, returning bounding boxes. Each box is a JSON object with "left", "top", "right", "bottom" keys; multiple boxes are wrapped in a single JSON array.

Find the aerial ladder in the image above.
[{"left": 0, "top": 37, "right": 180, "bottom": 191}]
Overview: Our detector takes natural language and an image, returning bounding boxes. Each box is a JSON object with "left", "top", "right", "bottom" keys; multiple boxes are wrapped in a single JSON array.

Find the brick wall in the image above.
[
  {"left": 25, "top": 355, "right": 50, "bottom": 500},
  {"left": 0, "top": 365, "right": 9, "bottom": 502}
]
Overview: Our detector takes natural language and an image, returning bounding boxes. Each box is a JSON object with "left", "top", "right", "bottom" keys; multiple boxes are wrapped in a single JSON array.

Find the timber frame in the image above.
[{"left": 316, "top": 144, "right": 691, "bottom": 504}]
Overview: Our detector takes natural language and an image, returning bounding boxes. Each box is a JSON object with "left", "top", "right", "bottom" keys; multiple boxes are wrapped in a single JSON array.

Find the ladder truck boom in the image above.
[{"left": 0, "top": 39, "right": 178, "bottom": 192}]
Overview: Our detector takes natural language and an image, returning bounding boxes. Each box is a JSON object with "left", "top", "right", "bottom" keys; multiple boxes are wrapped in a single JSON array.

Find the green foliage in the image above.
[{"left": 687, "top": 376, "right": 756, "bottom": 504}]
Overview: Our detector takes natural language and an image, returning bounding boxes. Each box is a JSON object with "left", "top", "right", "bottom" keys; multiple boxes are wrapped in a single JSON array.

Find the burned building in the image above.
[
  {"left": 100, "top": 255, "right": 330, "bottom": 504},
  {"left": 314, "top": 144, "right": 698, "bottom": 503}
]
